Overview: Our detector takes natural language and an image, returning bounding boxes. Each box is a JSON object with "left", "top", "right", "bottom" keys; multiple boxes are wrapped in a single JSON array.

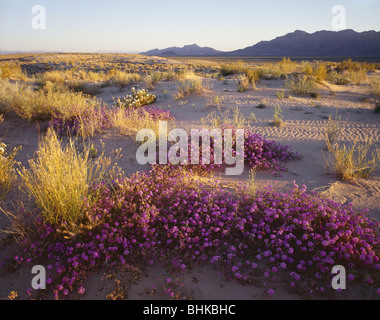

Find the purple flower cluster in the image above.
[
  {"left": 50, "top": 107, "right": 112, "bottom": 136},
  {"left": 51, "top": 116, "right": 81, "bottom": 136},
  {"left": 244, "top": 130, "right": 301, "bottom": 173},
  {"left": 5, "top": 166, "right": 379, "bottom": 299},
  {"left": 142, "top": 107, "right": 175, "bottom": 121},
  {"left": 166, "top": 126, "right": 300, "bottom": 175}
]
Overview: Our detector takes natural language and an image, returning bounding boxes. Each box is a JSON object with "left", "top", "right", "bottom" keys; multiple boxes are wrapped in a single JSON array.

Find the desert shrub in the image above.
[
  {"left": 328, "top": 69, "right": 367, "bottom": 85},
  {"left": 114, "top": 88, "right": 156, "bottom": 109},
  {"left": 325, "top": 138, "right": 380, "bottom": 181},
  {"left": 111, "top": 105, "right": 173, "bottom": 137},
  {"left": 272, "top": 106, "right": 284, "bottom": 127},
  {"left": 51, "top": 106, "right": 112, "bottom": 138},
  {"left": 276, "top": 57, "right": 297, "bottom": 74},
  {"left": 237, "top": 74, "right": 251, "bottom": 92},
  {"left": 336, "top": 59, "right": 364, "bottom": 72},
  {"left": 0, "top": 64, "right": 28, "bottom": 80},
  {"left": 302, "top": 61, "right": 328, "bottom": 81},
  {"left": 175, "top": 77, "right": 204, "bottom": 100},
  {"left": 0, "top": 141, "right": 20, "bottom": 197},
  {"left": 0, "top": 80, "right": 102, "bottom": 123},
  {"left": 285, "top": 75, "right": 318, "bottom": 96},
  {"left": 369, "top": 79, "right": 380, "bottom": 97},
  {"left": 106, "top": 69, "right": 141, "bottom": 87},
  {"left": 276, "top": 90, "right": 285, "bottom": 100},
  {"left": 327, "top": 71, "right": 351, "bottom": 85},
  {"left": 243, "top": 69, "right": 261, "bottom": 85},
  {"left": 18, "top": 129, "right": 112, "bottom": 228},
  {"left": 324, "top": 114, "right": 342, "bottom": 146},
  {"left": 143, "top": 71, "right": 163, "bottom": 89},
  {"left": 257, "top": 58, "right": 298, "bottom": 79},
  {"left": 44, "top": 70, "right": 70, "bottom": 83},
  {"left": 347, "top": 70, "right": 367, "bottom": 85},
  {"left": 220, "top": 61, "right": 245, "bottom": 76}
]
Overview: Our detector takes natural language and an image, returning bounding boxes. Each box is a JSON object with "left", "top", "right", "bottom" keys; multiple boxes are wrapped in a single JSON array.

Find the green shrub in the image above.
[
  {"left": 272, "top": 106, "right": 284, "bottom": 127},
  {"left": 285, "top": 75, "right": 318, "bottom": 96},
  {"left": 220, "top": 61, "right": 245, "bottom": 76},
  {"left": 114, "top": 87, "right": 156, "bottom": 108}
]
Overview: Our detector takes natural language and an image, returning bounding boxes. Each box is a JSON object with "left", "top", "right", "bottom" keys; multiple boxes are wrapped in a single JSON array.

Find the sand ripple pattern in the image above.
[{"left": 251, "top": 119, "right": 380, "bottom": 143}]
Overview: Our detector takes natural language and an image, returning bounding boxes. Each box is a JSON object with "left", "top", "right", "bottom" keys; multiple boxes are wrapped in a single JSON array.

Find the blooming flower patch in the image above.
[
  {"left": 163, "top": 126, "right": 300, "bottom": 176},
  {"left": 3, "top": 165, "right": 379, "bottom": 299}
]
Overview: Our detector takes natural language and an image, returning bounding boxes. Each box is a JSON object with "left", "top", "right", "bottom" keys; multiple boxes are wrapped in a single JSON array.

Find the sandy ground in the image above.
[{"left": 0, "top": 73, "right": 379, "bottom": 300}]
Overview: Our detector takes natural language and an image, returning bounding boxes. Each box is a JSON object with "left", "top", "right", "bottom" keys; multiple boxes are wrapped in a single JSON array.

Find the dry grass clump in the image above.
[
  {"left": 324, "top": 114, "right": 342, "bottom": 146},
  {"left": 18, "top": 129, "right": 112, "bottom": 227},
  {"left": 302, "top": 61, "right": 328, "bottom": 81},
  {"left": 323, "top": 114, "right": 380, "bottom": 181},
  {"left": 0, "top": 80, "right": 102, "bottom": 121},
  {"left": 272, "top": 106, "right": 284, "bottom": 127},
  {"left": 256, "top": 58, "right": 298, "bottom": 79},
  {"left": 175, "top": 75, "right": 205, "bottom": 100},
  {"left": 106, "top": 69, "right": 141, "bottom": 87},
  {"left": 285, "top": 75, "right": 318, "bottom": 97},
  {"left": 219, "top": 61, "right": 245, "bottom": 76},
  {"left": 237, "top": 74, "right": 252, "bottom": 92},
  {"left": 142, "top": 71, "right": 163, "bottom": 89},
  {"left": 369, "top": 79, "right": 380, "bottom": 97},
  {"left": 0, "top": 116, "right": 21, "bottom": 197},
  {"left": 0, "top": 64, "right": 28, "bottom": 81},
  {"left": 112, "top": 107, "right": 165, "bottom": 137},
  {"left": 325, "top": 138, "right": 380, "bottom": 181}
]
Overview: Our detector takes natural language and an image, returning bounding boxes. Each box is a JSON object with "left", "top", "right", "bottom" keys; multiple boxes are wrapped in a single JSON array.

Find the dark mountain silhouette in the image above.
[
  {"left": 228, "top": 29, "right": 380, "bottom": 57},
  {"left": 141, "top": 30, "right": 380, "bottom": 57},
  {"left": 141, "top": 44, "right": 224, "bottom": 56}
]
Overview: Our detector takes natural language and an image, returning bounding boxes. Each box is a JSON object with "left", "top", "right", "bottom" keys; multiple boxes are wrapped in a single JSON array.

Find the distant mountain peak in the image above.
[
  {"left": 141, "top": 29, "right": 380, "bottom": 58},
  {"left": 184, "top": 43, "right": 200, "bottom": 48},
  {"left": 293, "top": 30, "right": 309, "bottom": 35},
  {"left": 229, "top": 29, "right": 380, "bottom": 57},
  {"left": 141, "top": 43, "right": 223, "bottom": 56}
]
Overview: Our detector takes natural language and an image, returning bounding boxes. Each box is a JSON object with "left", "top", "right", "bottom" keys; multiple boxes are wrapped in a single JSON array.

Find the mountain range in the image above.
[{"left": 141, "top": 29, "right": 380, "bottom": 57}]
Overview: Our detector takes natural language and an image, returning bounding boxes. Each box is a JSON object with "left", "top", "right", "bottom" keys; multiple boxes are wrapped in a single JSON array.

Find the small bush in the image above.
[
  {"left": 237, "top": 74, "right": 251, "bottom": 92},
  {"left": 303, "top": 61, "right": 327, "bottom": 81},
  {"left": 272, "top": 106, "right": 284, "bottom": 127},
  {"left": 327, "top": 71, "right": 351, "bottom": 85},
  {"left": 285, "top": 75, "right": 318, "bottom": 97},
  {"left": 328, "top": 70, "right": 367, "bottom": 85},
  {"left": 244, "top": 69, "right": 261, "bottom": 85},
  {"left": 18, "top": 129, "right": 112, "bottom": 228},
  {"left": 0, "top": 141, "right": 20, "bottom": 197},
  {"left": 324, "top": 115, "right": 342, "bottom": 146},
  {"left": 106, "top": 69, "right": 141, "bottom": 87},
  {"left": 220, "top": 61, "right": 245, "bottom": 76},
  {"left": 0, "top": 80, "right": 102, "bottom": 123},
  {"left": 175, "top": 77, "right": 204, "bottom": 100},
  {"left": 325, "top": 138, "right": 380, "bottom": 181},
  {"left": 276, "top": 90, "right": 285, "bottom": 100},
  {"left": 369, "top": 79, "right": 380, "bottom": 97},
  {"left": 114, "top": 88, "right": 156, "bottom": 109},
  {"left": 0, "top": 64, "right": 28, "bottom": 80}
]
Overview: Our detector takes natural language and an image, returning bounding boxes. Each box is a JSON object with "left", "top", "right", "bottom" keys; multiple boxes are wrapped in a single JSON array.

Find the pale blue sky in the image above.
[{"left": 0, "top": 0, "right": 379, "bottom": 52}]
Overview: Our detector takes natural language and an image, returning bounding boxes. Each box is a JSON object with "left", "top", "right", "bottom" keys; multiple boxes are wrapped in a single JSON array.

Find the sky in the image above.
[{"left": 0, "top": 0, "right": 379, "bottom": 53}]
